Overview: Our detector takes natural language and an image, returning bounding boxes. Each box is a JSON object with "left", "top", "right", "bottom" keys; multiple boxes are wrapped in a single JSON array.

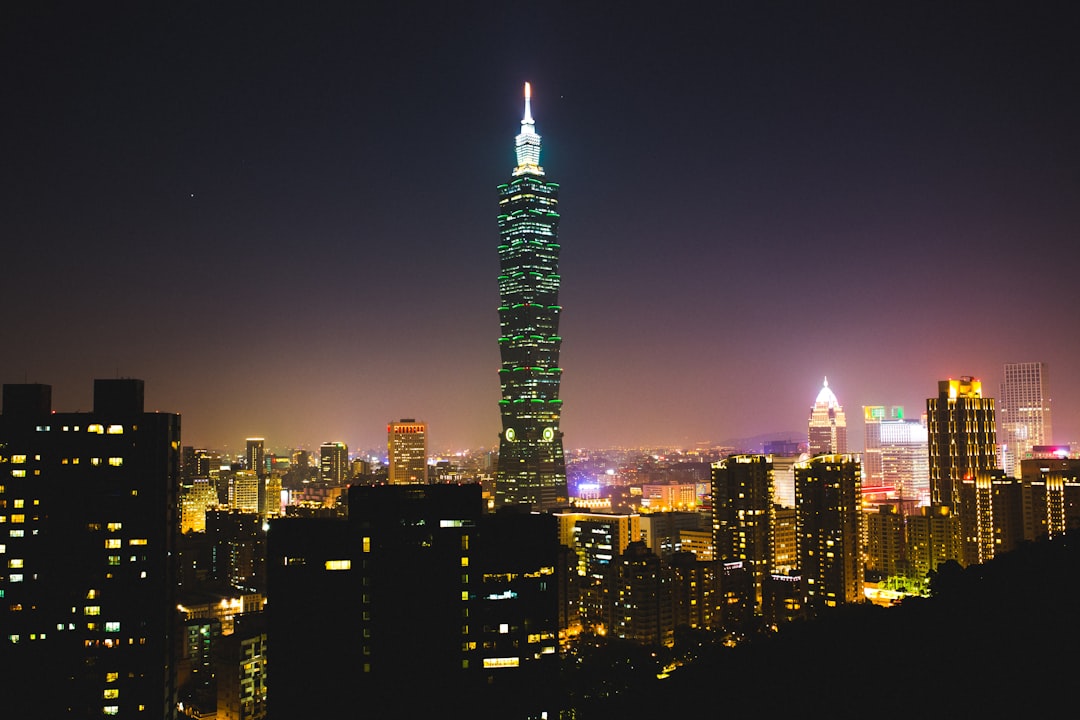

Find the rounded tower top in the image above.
[{"left": 814, "top": 377, "right": 840, "bottom": 409}]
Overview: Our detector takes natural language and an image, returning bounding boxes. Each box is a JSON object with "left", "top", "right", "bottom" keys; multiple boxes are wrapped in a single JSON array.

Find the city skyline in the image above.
[{"left": 5, "top": 4, "right": 1079, "bottom": 452}]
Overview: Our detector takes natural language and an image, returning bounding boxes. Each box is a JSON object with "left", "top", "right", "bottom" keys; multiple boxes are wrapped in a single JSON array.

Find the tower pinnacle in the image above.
[
  {"left": 523, "top": 81, "right": 534, "bottom": 125},
  {"left": 514, "top": 81, "right": 543, "bottom": 175}
]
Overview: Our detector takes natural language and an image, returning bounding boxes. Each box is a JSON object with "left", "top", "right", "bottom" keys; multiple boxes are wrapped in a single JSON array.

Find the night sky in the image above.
[{"left": 4, "top": 2, "right": 1079, "bottom": 455}]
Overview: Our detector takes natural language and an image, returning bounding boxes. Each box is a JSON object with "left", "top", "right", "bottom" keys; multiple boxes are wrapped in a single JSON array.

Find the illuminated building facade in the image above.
[
  {"left": 907, "top": 505, "right": 962, "bottom": 579},
  {"left": 1000, "top": 362, "right": 1053, "bottom": 477},
  {"left": 319, "top": 441, "right": 349, "bottom": 485},
  {"left": 880, "top": 417, "right": 929, "bottom": 503},
  {"left": 711, "top": 455, "right": 775, "bottom": 615},
  {"left": 388, "top": 420, "right": 427, "bottom": 484},
  {"left": 1020, "top": 457, "right": 1080, "bottom": 540},
  {"left": 231, "top": 470, "right": 260, "bottom": 513},
  {"left": 495, "top": 83, "right": 568, "bottom": 512},
  {"left": 928, "top": 377, "right": 997, "bottom": 511},
  {"left": 0, "top": 379, "right": 180, "bottom": 718},
  {"left": 927, "top": 376, "right": 998, "bottom": 566},
  {"left": 181, "top": 477, "right": 219, "bottom": 533},
  {"left": 612, "top": 542, "right": 674, "bottom": 647},
  {"left": 795, "top": 454, "right": 863, "bottom": 614},
  {"left": 865, "top": 505, "right": 907, "bottom": 580},
  {"left": 554, "top": 511, "right": 640, "bottom": 634},
  {"left": 670, "top": 551, "right": 723, "bottom": 630},
  {"left": 639, "top": 511, "right": 707, "bottom": 559},
  {"left": 863, "top": 406, "right": 929, "bottom": 502},
  {"left": 958, "top": 469, "right": 1023, "bottom": 565},
  {"left": 808, "top": 378, "right": 847, "bottom": 455}
]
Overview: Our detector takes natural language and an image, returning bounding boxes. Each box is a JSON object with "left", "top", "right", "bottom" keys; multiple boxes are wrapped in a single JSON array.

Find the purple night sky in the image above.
[{"left": 4, "top": 3, "right": 1079, "bottom": 455}]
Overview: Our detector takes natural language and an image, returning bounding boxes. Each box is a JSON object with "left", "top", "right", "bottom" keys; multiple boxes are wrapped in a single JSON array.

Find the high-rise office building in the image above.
[
  {"left": 0, "top": 379, "right": 180, "bottom": 718},
  {"left": 999, "top": 362, "right": 1053, "bottom": 477},
  {"left": 387, "top": 421, "right": 427, "bottom": 484},
  {"left": 808, "top": 378, "right": 847, "bottom": 455},
  {"left": 863, "top": 406, "right": 929, "bottom": 502},
  {"left": 795, "top": 454, "right": 863, "bottom": 614},
  {"left": 494, "top": 83, "right": 568, "bottom": 512},
  {"left": 927, "top": 376, "right": 998, "bottom": 566},
  {"left": 319, "top": 441, "right": 349, "bottom": 485},
  {"left": 246, "top": 438, "right": 266, "bottom": 477},
  {"left": 879, "top": 416, "right": 930, "bottom": 504},
  {"left": 230, "top": 470, "right": 260, "bottom": 513}
]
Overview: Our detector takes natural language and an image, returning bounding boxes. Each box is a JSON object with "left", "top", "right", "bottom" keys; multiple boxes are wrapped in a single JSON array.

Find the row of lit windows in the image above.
[
  {"left": 31, "top": 424, "right": 125, "bottom": 434},
  {"left": 59, "top": 457, "right": 124, "bottom": 466}
]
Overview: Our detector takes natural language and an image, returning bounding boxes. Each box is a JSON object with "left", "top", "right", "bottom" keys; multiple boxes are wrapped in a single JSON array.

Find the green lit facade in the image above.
[{"left": 495, "top": 83, "right": 567, "bottom": 511}]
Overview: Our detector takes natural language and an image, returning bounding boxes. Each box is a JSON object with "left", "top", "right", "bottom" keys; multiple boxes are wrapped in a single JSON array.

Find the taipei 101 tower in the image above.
[{"left": 494, "top": 83, "right": 568, "bottom": 511}]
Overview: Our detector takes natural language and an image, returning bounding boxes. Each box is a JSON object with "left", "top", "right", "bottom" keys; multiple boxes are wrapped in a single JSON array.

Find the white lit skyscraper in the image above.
[
  {"left": 808, "top": 378, "right": 847, "bottom": 455},
  {"left": 862, "top": 406, "right": 929, "bottom": 503},
  {"left": 999, "top": 362, "right": 1052, "bottom": 477}
]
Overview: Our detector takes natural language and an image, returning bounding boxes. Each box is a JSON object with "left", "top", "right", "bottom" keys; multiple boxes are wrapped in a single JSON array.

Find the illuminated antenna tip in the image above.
[{"left": 524, "top": 82, "right": 531, "bottom": 100}]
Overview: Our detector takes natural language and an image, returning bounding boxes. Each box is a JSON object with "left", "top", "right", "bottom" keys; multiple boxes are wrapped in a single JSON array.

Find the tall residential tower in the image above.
[{"left": 494, "top": 83, "right": 567, "bottom": 511}]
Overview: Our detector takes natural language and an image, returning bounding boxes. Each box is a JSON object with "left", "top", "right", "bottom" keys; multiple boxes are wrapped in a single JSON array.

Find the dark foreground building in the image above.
[
  {"left": 268, "top": 483, "right": 563, "bottom": 717},
  {"left": 0, "top": 380, "right": 180, "bottom": 717}
]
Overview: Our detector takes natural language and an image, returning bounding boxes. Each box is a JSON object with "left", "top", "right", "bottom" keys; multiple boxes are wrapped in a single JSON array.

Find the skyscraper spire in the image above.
[
  {"left": 522, "top": 81, "right": 534, "bottom": 125},
  {"left": 514, "top": 81, "right": 543, "bottom": 175}
]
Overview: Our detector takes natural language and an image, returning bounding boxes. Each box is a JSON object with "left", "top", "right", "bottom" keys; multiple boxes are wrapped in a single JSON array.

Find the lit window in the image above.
[
  {"left": 128, "top": 539, "right": 147, "bottom": 546},
  {"left": 12, "top": 500, "right": 22, "bottom": 509},
  {"left": 91, "top": 458, "right": 102, "bottom": 466},
  {"left": 104, "top": 706, "right": 118, "bottom": 715},
  {"left": 107, "top": 556, "right": 120, "bottom": 566},
  {"left": 9, "top": 530, "right": 23, "bottom": 537},
  {"left": 103, "top": 689, "right": 119, "bottom": 699},
  {"left": 105, "top": 622, "right": 120, "bottom": 632},
  {"left": 11, "top": 515, "right": 24, "bottom": 524},
  {"left": 11, "top": 456, "right": 26, "bottom": 464},
  {"left": 85, "top": 606, "right": 101, "bottom": 616},
  {"left": 362, "top": 537, "right": 371, "bottom": 553},
  {"left": 105, "top": 539, "right": 121, "bottom": 549},
  {"left": 10, "top": 574, "right": 22, "bottom": 582},
  {"left": 106, "top": 425, "right": 123, "bottom": 435},
  {"left": 106, "top": 523, "right": 122, "bottom": 532},
  {"left": 8, "top": 559, "right": 23, "bottom": 568},
  {"left": 106, "top": 672, "right": 118, "bottom": 682},
  {"left": 88, "top": 424, "right": 104, "bottom": 435},
  {"left": 108, "top": 458, "right": 123, "bottom": 467},
  {"left": 324, "top": 560, "right": 351, "bottom": 571},
  {"left": 11, "top": 470, "right": 25, "bottom": 478},
  {"left": 460, "top": 557, "right": 469, "bottom": 567}
]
